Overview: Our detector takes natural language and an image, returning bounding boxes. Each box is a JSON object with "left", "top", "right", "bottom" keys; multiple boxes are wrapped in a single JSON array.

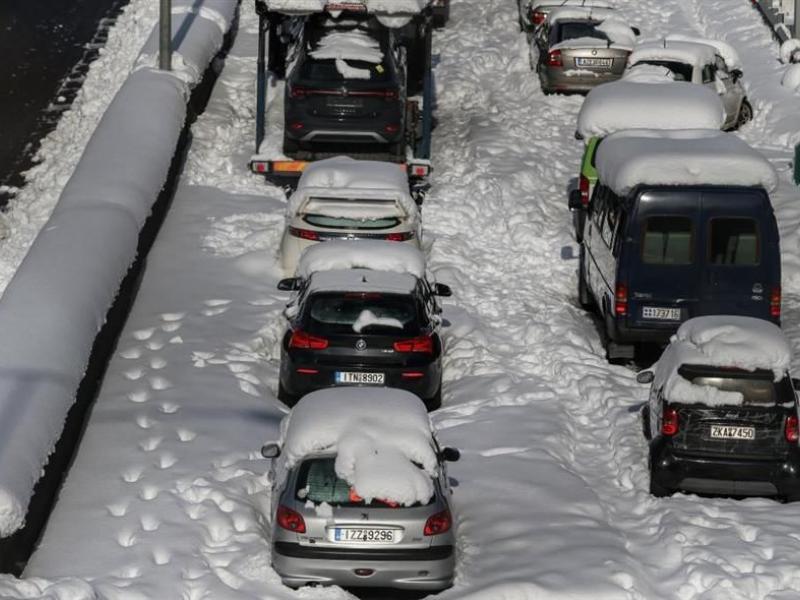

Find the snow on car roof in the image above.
[
  {"left": 261, "top": 0, "right": 429, "bottom": 15},
  {"left": 629, "top": 40, "right": 717, "bottom": 69},
  {"left": 531, "top": 0, "right": 613, "bottom": 10},
  {"left": 310, "top": 30, "right": 384, "bottom": 64},
  {"left": 622, "top": 63, "right": 676, "bottom": 83},
  {"left": 652, "top": 316, "right": 792, "bottom": 406},
  {"left": 279, "top": 387, "right": 438, "bottom": 505},
  {"left": 308, "top": 268, "right": 418, "bottom": 294},
  {"left": 547, "top": 6, "right": 616, "bottom": 25},
  {"left": 577, "top": 81, "right": 725, "bottom": 138},
  {"left": 297, "top": 239, "right": 426, "bottom": 279},
  {"left": 665, "top": 34, "right": 741, "bottom": 70},
  {"left": 595, "top": 129, "right": 777, "bottom": 196}
]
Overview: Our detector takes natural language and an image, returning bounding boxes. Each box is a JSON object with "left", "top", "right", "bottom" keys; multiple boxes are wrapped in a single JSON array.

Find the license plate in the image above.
[
  {"left": 642, "top": 306, "right": 681, "bottom": 321},
  {"left": 325, "top": 97, "right": 364, "bottom": 108},
  {"left": 575, "top": 57, "right": 613, "bottom": 68},
  {"left": 710, "top": 425, "right": 755, "bottom": 440},
  {"left": 335, "top": 371, "right": 385, "bottom": 384},
  {"left": 332, "top": 527, "right": 397, "bottom": 544}
]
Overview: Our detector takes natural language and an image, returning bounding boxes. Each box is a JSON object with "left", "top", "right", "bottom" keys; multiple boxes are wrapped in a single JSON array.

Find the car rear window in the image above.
[
  {"left": 304, "top": 215, "right": 401, "bottom": 230},
  {"left": 635, "top": 60, "right": 693, "bottom": 82},
  {"left": 296, "top": 457, "right": 432, "bottom": 507},
  {"left": 554, "top": 21, "right": 608, "bottom": 43},
  {"left": 299, "top": 58, "right": 392, "bottom": 82},
  {"left": 641, "top": 216, "right": 693, "bottom": 265},
  {"left": 683, "top": 375, "right": 783, "bottom": 406},
  {"left": 708, "top": 218, "right": 759, "bottom": 266},
  {"left": 306, "top": 292, "right": 421, "bottom": 335}
]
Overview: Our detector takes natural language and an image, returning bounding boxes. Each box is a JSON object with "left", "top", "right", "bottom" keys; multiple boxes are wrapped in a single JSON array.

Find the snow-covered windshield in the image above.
[
  {"left": 554, "top": 21, "right": 608, "bottom": 44},
  {"left": 304, "top": 214, "right": 401, "bottom": 230},
  {"left": 306, "top": 292, "right": 421, "bottom": 334}
]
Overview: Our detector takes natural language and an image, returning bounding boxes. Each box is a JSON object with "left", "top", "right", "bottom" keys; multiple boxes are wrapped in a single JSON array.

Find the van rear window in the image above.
[
  {"left": 709, "top": 218, "right": 759, "bottom": 266},
  {"left": 641, "top": 216, "right": 693, "bottom": 265}
]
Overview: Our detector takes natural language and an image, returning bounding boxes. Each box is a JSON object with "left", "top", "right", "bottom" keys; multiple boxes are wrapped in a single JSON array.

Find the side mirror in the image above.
[
  {"left": 277, "top": 277, "right": 302, "bottom": 291},
  {"left": 261, "top": 442, "right": 281, "bottom": 459},
  {"left": 568, "top": 189, "right": 583, "bottom": 211},
  {"left": 636, "top": 371, "right": 655, "bottom": 385},
  {"left": 434, "top": 283, "right": 452, "bottom": 297},
  {"left": 631, "top": 26, "right": 641, "bottom": 36},
  {"left": 574, "top": 131, "right": 584, "bottom": 141},
  {"left": 440, "top": 447, "right": 460, "bottom": 462},
  {"left": 731, "top": 68, "right": 743, "bottom": 82}
]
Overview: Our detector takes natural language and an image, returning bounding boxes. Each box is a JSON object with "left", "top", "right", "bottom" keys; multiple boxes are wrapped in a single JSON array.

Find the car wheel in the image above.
[
  {"left": 649, "top": 474, "right": 673, "bottom": 498},
  {"left": 735, "top": 98, "right": 753, "bottom": 129},
  {"left": 278, "top": 381, "right": 297, "bottom": 407},
  {"left": 641, "top": 405, "right": 651, "bottom": 440},
  {"left": 577, "top": 246, "right": 593, "bottom": 310},
  {"left": 426, "top": 387, "right": 442, "bottom": 411},
  {"left": 282, "top": 133, "right": 300, "bottom": 157}
]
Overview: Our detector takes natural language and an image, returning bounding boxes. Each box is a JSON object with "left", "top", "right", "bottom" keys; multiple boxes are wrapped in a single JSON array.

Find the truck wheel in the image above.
[
  {"left": 278, "top": 381, "right": 297, "bottom": 407},
  {"left": 735, "top": 98, "right": 753, "bottom": 129},
  {"left": 649, "top": 474, "right": 673, "bottom": 498},
  {"left": 641, "top": 405, "right": 651, "bottom": 440},
  {"left": 426, "top": 387, "right": 442, "bottom": 411},
  {"left": 577, "top": 247, "right": 593, "bottom": 310}
]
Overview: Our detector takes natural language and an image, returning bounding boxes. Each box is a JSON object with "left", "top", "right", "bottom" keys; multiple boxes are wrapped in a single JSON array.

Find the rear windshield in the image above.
[
  {"left": 681, "top": 371, "right": 793, "bottom": 406},
  {"left": 641, "top": 216, "right": 693, "bottom": 265},
  {"left": 708, "top": 218, "right": 760, "bottom": 266},
  {"left": 304, "top": 215, "right": 401, "bottom": 230},
  {"left": 299, "top": 58, "right": 392, "bottom": 82},
  {"left": 306, "top": 292, "right": 421, "bottom": 335},
  {"left": 296, "top": 457, "right": 432, "bottom": 507},
  {"left": 553, "top": 21, "right": 608, "bottom": 44},
  {"left": 635, "top": 60, "right": 693, "bottom": 82}
]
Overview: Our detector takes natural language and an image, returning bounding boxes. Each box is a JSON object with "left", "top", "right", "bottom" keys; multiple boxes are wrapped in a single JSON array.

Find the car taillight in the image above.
[
  {"left": 786, "top": 414, "right": 798, "bottom": 443},
  {"left": 289, "top": 226, "right": 320, "bottom": 241},
  {"left": 614, "top": 283, "right": 628, "bottom": 316},
  {"left": 547, "top": 50, "right": 563, "bottom": 67},
  {"left": 770, "top": 286, "right": 781, "bottom": 319},
  {"left": 385, "top": 231, "right": 414, "bottom": 242},
  {"left": 384, "top": 123, "right": 400, "bottom": 134},
  {"left": 351, "top": 89, "right": 399, "bottom": 100},
  {"left": 393, "top": 335, "right": 434, "bottom": 353},
  {"left": 383, "top": 89, "right": 398, "bottom": 100},
  {"left": 289, "top": 330, "right": 329, "bottom": 350},
  {"left": 531, "top": 10, "right": 546, "bottom": 25},
  {"left": 276, "top": 505, "right": 306, "bottom": 533},
  {"left": 579, "top": 175, "right": 590, "bottom": 206},
  {"left": 662, "top": 407, "right": 679, "bottom": 436},
  {"left": 289, "top": 85, "right": 308, "bottom": 99},
  {"left": 424, "top": 509, "right": 452, "bottom": 536}
]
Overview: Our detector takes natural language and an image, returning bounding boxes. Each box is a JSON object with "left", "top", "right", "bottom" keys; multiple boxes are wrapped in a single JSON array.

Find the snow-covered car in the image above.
[
  {"left": 432, "top": 0, "right": 450, "bottom": 28},
  {"left": 569, "top": 80, "right": 725, "bottom": 241},
  {"left": 279, "top": 157, "right": 422, "bottom": 274},
  {"left": 277, "top": 241, "right": 451, "bottom": 409},
  {"left": 261, "top": 387, "right": 459, "bottom": 590},
  {"left": 575, "top": 129, "right": 780, "bottom": 362},
  {"left": 627, "top": 39, "right": 752, "bottom": 130},
  {"left": 517, "top": 0, "right": 613, "bottom": 32},
  {"left": 637, "top": 316, "right": 800, "bottom": 501},
  {"left": 531, "top": 7, "right": 638, "bottom": 94}
]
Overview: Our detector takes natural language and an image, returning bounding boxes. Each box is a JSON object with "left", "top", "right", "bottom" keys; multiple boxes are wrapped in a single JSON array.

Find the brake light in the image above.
[
  {"left": 579, "top": 175, "right": 590, "bottom": 206},
  {"left": 547, "top": 50, "right": 563, "bottom": 67},
  {"left": 424, "top": 509, "right": 452, "bottom": 536},
  {"left": 289, "top": 226, "right": 320, "bottom": 241},
  {"left": 384, "top": 123, "right": 400, "bottom": 134},
  {"left": 385, "top": 231, "right": 414, "bottom": 242},
  {"left": 786, "top": 414, "right": 798, "bottom": 443},
  {"left": 614, "top": 283, "right": 628, "bottom": 316},
  {"left": 393, "top": 335, "right": 434, "bottom": 353},
  {"left": 289, "top": 121, "right": 304, "bottom": 130},
  {"left": 289, "top": 330, "right": 329, "bottom": 350},
  {"left": 770, "top": 286, "right": 781, "bottom": 319},
  {"left": 531, "top": 9, "right": 546, "bottom": 25},
  {"left": 662, "top": 407, "right": 679, "bottom": 436},
  {"left": 276, "top": 505, "right": 306, "bottom": 533},
  {"left": 351, "top": 89, "right": 399, "bottom": 100},
  {"left": 289, "top": 85, "right": 308, "bottom": 99}
]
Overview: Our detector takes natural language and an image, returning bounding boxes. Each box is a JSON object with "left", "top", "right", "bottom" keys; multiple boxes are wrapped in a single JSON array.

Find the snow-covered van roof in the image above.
[
  {"left": 297, "top": 239, "right": 426, "bottom": 279},
  {"left": 260, "top": 0, "right": 429, "bottom": 16},
  {"left": 665, "top": 34, "right": 741, "bottom": 70},
  {"left": 595, "top": 129, "right": 778, "bottom": 196},
  {"left": 576, "top": 81, "right": 725, "bottom": 138},
  {"left": 653, "top": 316, "right": 792, "bottom": 406},
  {"left": 547, "top": 6, "right": 616, "bottom": 26},
  {"left": 629, "top": 40, "right": 717, "bottom": 70},
  {"left": 279, "top": 387, "right": 438, "bottom": 505}
]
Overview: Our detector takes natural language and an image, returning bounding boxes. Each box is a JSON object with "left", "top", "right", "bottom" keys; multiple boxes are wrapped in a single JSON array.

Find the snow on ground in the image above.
[{"left": 6, "top": 0, "right": 800, "bottom": 598}]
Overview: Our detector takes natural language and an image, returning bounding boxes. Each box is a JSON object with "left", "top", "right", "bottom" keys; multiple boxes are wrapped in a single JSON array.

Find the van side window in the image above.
[
  {"left": 592, "top": 186, "right": 608, "bottom": 228},
  {"left": 709, "top": 218, "right": 760, "bottom": 265},
  {"left": 642, "top": 216, "right": 693, "bottom": 265},
  {"left": 601, "top": 198, "right": 618, "bottom": 248},
  {"left": 701, "top": 64, "right": 715, "bottom": 84},
  {"left": 612, "top": 211, "right": 627, "bottom": 257}
]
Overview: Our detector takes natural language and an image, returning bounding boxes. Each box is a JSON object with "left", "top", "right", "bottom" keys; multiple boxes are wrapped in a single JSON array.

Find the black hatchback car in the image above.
[
  {"left": 277, "top": 268, "right": 451, "bottom": 410},
  {"left": 283, "top": 16, "right": 408, "bottom": 158}
]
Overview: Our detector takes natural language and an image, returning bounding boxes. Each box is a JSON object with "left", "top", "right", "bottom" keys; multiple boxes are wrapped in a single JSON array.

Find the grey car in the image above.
[
  {"left": 263, "top": 441, "right": 459, "bottom": 590},
  {"left": 533, "top": 12, "right": 635, "bottom": 94}
]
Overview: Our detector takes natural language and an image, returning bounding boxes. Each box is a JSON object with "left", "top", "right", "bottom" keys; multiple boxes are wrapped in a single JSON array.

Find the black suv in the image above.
[
  {"left": 283, "top": 16, "right": 408, "bottom": 158},
  {"left": 277, "top": 268, "right": 451, "bottom": 410}
]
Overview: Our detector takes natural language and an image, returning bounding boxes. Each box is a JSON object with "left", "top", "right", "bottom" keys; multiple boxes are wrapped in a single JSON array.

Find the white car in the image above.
[
  {"left": 279, "top": 157, "right": 422, "bottom": 274},
  {"left": 627, "top": 39, "right": 752, "bottom": 130},
  {"left": 518, "top": 0, "right": 613, "bottom": 32}
]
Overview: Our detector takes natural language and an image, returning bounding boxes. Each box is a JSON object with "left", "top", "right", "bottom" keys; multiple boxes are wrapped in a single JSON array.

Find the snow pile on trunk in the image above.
[
  {"left": 297, "top": 239, "right": 426, "bottom": 278},
  {"left": 595, "top": 129, "right": 778, "bottom": 195},
  {"left": 652, "top": 316, "right": 792, "bottom": 406},
  {"left": 281, "top": 388, "right": 437, "bottom": 505},
  {"left": 577, "top": 82, "right": 724, "bottom": 138},
  {"left": 0, "top": 1, "right": 236, "bottom": 538}
]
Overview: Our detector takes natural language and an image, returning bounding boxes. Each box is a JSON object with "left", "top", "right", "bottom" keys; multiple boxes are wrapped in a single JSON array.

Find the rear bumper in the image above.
[
  {"left": 650, "top": 438, "right": 800, "bottom": 497},
  {"left": 284, "top": 110, "right": 405, "bottom": 145},
  {"left": 540, "top": 68, "right": 623, "bottom": 94},
  {"left": 272, "top": 542, "right": 454, "bottom": 590},
  {"left": 608, "top": 320, "right": 676, "bottom": 346}
]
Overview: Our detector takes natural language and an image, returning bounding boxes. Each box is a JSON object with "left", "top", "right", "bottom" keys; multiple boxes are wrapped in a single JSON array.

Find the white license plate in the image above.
[
  {"left": 335, "top": 371, "right": 385, "bottom": 385},
  {"left": 710, "top": 425, "right": 755, "bottom": 440},
  {"left": 575, "top": 57, "right": 613, "bottom": 68},
  {"left": 331, "top": 527, "right": 397, "bottom": 544},
  {"left": 642, "top": 306, "right": 681, "bottom": 321}
]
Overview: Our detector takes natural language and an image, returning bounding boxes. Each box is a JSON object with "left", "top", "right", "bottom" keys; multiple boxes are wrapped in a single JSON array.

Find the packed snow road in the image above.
[{"left": 5, "top": 0, "right": 800, "bottom": 598}]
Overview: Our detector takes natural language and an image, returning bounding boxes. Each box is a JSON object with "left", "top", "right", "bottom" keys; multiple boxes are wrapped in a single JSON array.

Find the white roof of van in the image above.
[
  {"left": 629, "top": 40, "right": 717, "bottom": 70},
  {"left": 652, "top": 316, "right": 792, "bottom": 406},
  {"left": 297, "top": 240, "right": 426, "bottom": 279},
  {"left": 577, "top": 81, "right": 725, "bottom": 138},
  {"left": 595, "top": 129, "right": 778, "bottom": 196},
  {"left": 547, "top": 6, "right": 616, "bottom": 25}
]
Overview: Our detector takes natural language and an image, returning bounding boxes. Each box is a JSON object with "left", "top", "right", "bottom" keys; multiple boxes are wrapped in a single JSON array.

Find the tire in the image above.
[
  {"left": 577, "top": 246, "right": 593, "bottom": 310},
  {"left": 649, "top": 474, "right": 673, "bottom": 498},
  {"left": 641, "top": 405, "right": 651, "bottom": 440},
  {"left": 735, "top": 98, "right": 753, "bottom": 130},
  {"left": 277, "top": 381, "right": 297, "bottom": 407},
  {"left": 426, "top": 387, "right": 442, "bottom": 412}
]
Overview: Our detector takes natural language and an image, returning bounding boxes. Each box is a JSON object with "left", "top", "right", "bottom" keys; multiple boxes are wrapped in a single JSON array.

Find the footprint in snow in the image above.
[
  {"left": 160, "top": 402, "right": 180, "bottom": 414},
  {"left": 124, "top": 368, "right": 145, "bottom": 381},
  {"left": 122, "top": 467, "right": 144, "bottom": 483},
  {"left": 149, "top": 356, "right": 167, "bottom": 370},
  {"left": 139, "top": 436, "right": 162, "bottom": 452},
  {"left": 161, "top": 321, "right": 182, "bottom": 333},
  {"left": 132, "top": 327, "right": 156, "bottom": 341},
  {"left": 161, "top": 312, "right": 186, "bottom": 322},
  {"left": 157, "top": 453, "right": 178, "bottom": 470},
  {"left": 147, "top": 339, "right": 165, "bottom": 351},
  {"left": 136, "top": 415, "right": 155, "bottom": 430},
  {"left": 119, "top": 346, "right": 142, "bottom": 359},
  {"left": 176, "top": 428, "right": 197, "bottom": 442},
  {"left": 152, "top": 547, "right": 171, "bottom": 566},
  {"left": 127, "top": 390, "right": 150, "bottom": 404},
  {"left": 139, "top": 485, "right": 159, "bottom": 501},
  {"left": 149, "top": 376, "right": 172, "bottom": 391},
  {"left": 107, "top": 501, "right": 128, "bottom": 517},
  {"left": 116, "top": 528, "right": 137, "bottom": 548},
  {"left": 140, "top": 514, "right": 160, "bottom": 532}
]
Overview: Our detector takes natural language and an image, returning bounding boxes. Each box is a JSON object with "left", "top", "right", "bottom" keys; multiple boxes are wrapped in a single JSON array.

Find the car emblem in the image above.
[
  {"left": 592, "top": 49, "right": 598, "bottom": 56},
  {"left": 355, "top": 339, "right": 367, "bottom": 351},
  {"left": 752, "top": 283, "right": 763, "bottom": 294},
  {"left": 361, "top": 512, "right": 369, "bottom": 521}
]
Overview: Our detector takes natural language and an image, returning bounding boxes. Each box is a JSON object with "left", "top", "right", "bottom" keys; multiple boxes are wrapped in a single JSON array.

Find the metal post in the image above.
[
  {"left": 159, "top": 0, "right": 172, "bottom": 71},
  {"left": 256, "top": 12, "right": 267, "bottom": 153},
  {"left": 419, "top": 12, "right": 434, "bottom": 160}
]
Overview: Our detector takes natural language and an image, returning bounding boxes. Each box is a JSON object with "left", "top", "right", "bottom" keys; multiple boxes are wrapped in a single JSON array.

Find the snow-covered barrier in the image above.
[{"left": 0, "top": 0, "right": 238, "bottom": 537}]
